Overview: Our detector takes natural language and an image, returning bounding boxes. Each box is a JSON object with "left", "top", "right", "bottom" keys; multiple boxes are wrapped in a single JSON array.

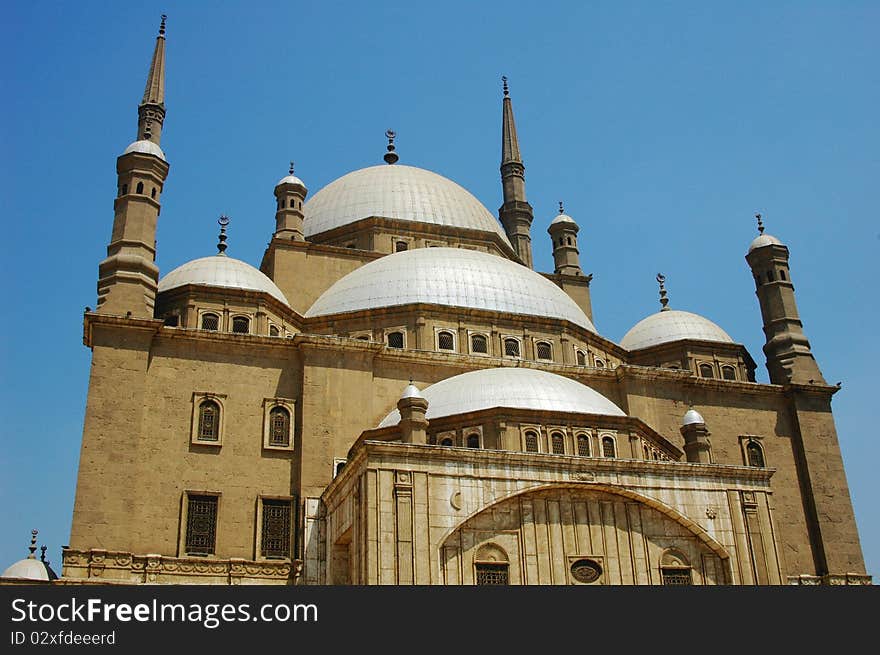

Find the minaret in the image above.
[
  {"left": 498, "top": 77, "right": 534, "bottom": 268},
  {"left": 273, "top": 162, "right": 308, "bottom": 240},
  {"left": 397, "top": 382, "right": 429, "bottom": 445},
  {"left": 548, "top": 201, "right": 583, "bottom": 275},
  {"left": 680, "top": 408, "right": 712, "bottom": 464},
  {"left": 745, "top": 214, "right": 825, "bottom": 385},
  {"left": 96, "top": 17, "right": 171, "bottom": 318}
]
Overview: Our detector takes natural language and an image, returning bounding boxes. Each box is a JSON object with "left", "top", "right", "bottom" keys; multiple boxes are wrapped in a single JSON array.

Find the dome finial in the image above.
[
  {"left": 27, "top": 529, "right": 38, "bottom": 560},
  {"left": 657, "top": 273, "right": 670, "bottom": 311},
  {"left": 558, "top": 200, "right": 564, "bottom": 214},
  {"left": 755, "top": 212, "right": 765, "bottom": 235},
  {"left": 217, "top": 215, "right": 230, "bottom": 255},
  {"left": 502, "top": 75, "right": 509, "bottom": 97},
  {"left": 384, "top": 129, "right": 399, "bottom": 165},
  {"left": 159, "top": 14, "right": 167, "bottom": 37},
  {"left": 289, "top": 161, "right": 295, "bottom": 176}
]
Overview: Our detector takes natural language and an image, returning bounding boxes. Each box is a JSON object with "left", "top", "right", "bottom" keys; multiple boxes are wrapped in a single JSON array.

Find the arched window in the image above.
[
  {"left": 268, "top": 407, "right": 291, "bottom": 447},
  {"left": 524, "top": 431, "right": 538, "bottom": 453},
  {"left": 660, "top": 550, "right": 692, "bottom": 585},
  {"left": 779, "top": 269, "right": 787, "bottom": 280},
  {"left": 387, "top": 331, "right": 404, "bottom": 349},
  {"left": 536, "top": 341, "right": 552, "bottom": 361},
  {"left": 200, "top": 313, "right": 219, "bottom": 331},
  {"left": 643, "top": 444, "right": 650, "bottom": 459},
  {"left": 470, "top": 334, "right": 488, "bottom": 354},
  {"left": 356, "top": 335, "right": 370, "bottom": 340},
  {"left": 437, "top": 331, "right": 455, "bottom": 351},
  {"left": 602, "top": 436, "right": 615, "bottom": 458},
  {"left": 121, "top": 183, "right": 128, "bottom": 195},
  {"left": 747, "top": 440, "right": 765, "bottom": 468},
  {"left": 136, "top": 181, "right": 144, "bottom": 194},
  {"left": 466, "top": 434, "right": 480, "bottom": 449},
  {"left": 474, "top": 544, "right": 509, "bottom": 585},
  {"left": 151, "top": 187, "right": 157, "bottom": 199},
  {"left": 504, "top": 338, "right": 521, "bottom": 358},
  {"left": 594, "top": 358, "right": 606, "bottom": 368},
  {"left": 198, "top": 400, "right": 220, "bottom": 442},
  {"left": 395, "top": 241, "right": 408, "bottom": 252},
  {"left": 576, "top": 350, "right": 586, "bottom": 366},
  {"left": 699, "top": 363, "right": 715, "bottom": 378},
  {"left": 551, "top": 432, "right": 565, "bottom": 454},
  {"left": 231, "top": 316, "right": 250, "bottom": 334},
  {"left": 577, "top": 434, "right": 590, "bottom": 457},
  {"left": 335, "top": 461, "right": 346, "bottom": 476},
  {"left": 269, "top": 325, "right": 280, "bottom": 337},
  {"left": 440, "top": 437, "right": 454, "bottom": 447},
  {"left": 567, "top": 237, "right": 572, "bottom": 246},
  {"left": 766, "top": 270, "right": 775, "bottom": 283},
  {"left": 721, "top": 365, "right": 737, "bottom": 380}
]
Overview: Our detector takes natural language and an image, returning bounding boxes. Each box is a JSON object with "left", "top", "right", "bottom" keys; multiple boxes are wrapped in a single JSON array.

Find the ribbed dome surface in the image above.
[
  {"left": 620, "top": 310, "right": 734, "bottom": 351},
  {"left": 378, "top": 367, "right": 625, "bottom": 427},
  {"left": 158, "top": 255, "right": 289, "bottom": 305},
  {"left": 2, "top": 558, "right": 50, "bottom": 581},
  {"left": 305, "top": 247, "right": 596, "bottom": 332},
  {"left": 303, "top": 164, "right": 511, "bottom": 244}
]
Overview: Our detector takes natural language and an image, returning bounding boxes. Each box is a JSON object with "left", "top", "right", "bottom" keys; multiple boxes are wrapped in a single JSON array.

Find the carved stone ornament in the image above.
[
  {"left": 570, "top": 558, "right": 602, "bottom": 584},
  {"left": 705, "top": 506, "right": 718, "bottom": 520}
]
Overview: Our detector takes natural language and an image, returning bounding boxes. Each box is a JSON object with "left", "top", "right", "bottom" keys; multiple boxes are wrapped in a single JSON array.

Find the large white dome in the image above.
[
  {"left": 379, "top": 368, "right": 625, "bottom": 427},
  {"left": 304, "top": 247, "right": 596, "bottom": 332},
  {"left": 620, "top": 309, "right": 734, "bottom": 351},
  {"left": 303, "top": 164, "right": 511, "bottom": 244},
  {"left": 158, "top": 255, "right": 290, "bottom": 305}
]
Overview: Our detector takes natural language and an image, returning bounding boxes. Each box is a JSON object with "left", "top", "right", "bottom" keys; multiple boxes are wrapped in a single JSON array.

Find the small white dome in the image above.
[
  {"left": 748, "top": 233, "right": 784, "bottom": 252},
  {"left": 400, "top": 383, "right": 424, "bottom": 400},
  {"left": 122, "top": 139, "right": 166, "bottom": 161},
  {"left": 682, "top": 408, "right": 706, "bottom": 426},
  {"left": 2, "top": 558, "right": 50, "bottom": 581},
  {"left": 158, "top": 255, "right": 290, "bottom": 305},
  {"left": 549, "top": 213, "right": 578, "bottom": 228},
  {"left": 305, "top": 247, "right": 596, "bottom": 332},
  {"left": 303, "top": 164, "right": 511, "bottom": 245},
  {"left": 276, "top": 174, "right": 306, "bottom": 188},
  {"left": 620, "top": 309, "right": 734, "bottom": 351},
  {"left": 378, "top": 368, "right": 625, "bottom": 427}
]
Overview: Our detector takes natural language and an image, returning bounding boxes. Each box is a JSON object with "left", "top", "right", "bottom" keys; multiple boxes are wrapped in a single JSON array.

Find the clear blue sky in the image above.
[{"left": 2, "top": 1, "right": 877, "bottom": 579}]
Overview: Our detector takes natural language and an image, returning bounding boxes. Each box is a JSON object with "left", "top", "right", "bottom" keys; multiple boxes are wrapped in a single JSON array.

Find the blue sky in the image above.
[{"left": 2, "top": 1, "right": 877, "bottom": 579}]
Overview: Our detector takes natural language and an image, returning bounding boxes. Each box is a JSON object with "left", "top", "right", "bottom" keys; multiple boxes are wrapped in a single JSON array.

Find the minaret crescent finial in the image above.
[
  {"left": 559, "top": 201, "right": 564, "bottom": 214},
  {"left": 217, "top": 215, "right": 230, "bottom": 255},
  {"left": 657, "top": 273, "right": 670, "bottom": 311},
  {"left": 755, "top": 212, "right": 765, "bottom": 235},
  {"left": 502, "top": 75, "right": 509, "bottom": 97},
  {"left": 289, "top": 161, "right": 295, "bottom": 175},
  {"left": 384, "top": 129, "right": 399, "bottom": 164},
  {"left": 159, "top": 14, "right": 167, "bottom": 37},
  {"left": 27, "top": 529, "right": 38, "bottom": 559}
]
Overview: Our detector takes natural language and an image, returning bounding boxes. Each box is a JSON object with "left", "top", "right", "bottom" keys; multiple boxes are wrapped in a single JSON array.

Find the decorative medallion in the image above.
[{"left": 570, "top": 558, "right": 602, "bottom": 584}]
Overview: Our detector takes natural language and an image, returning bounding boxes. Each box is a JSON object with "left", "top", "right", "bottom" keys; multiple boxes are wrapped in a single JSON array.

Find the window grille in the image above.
[
  {"left": 576, "top": 350, "right": 586, "bottom": 366},
  {"left": 395, "top": 241, "right": 408, "bottom": 252},
  {"left": 661, "top": 568, "right": 692, "bottom": 586},
  {"left": 504, "top": 338, "right": 520, "bottom": 357},
  {"left": 201, "top": 313, "right": 219, "bottom": 331},
  {"left": 525, "top": 431, "right": 538, "bottom": 453},
  {"left": 577, "top": 435, "right": 590, "bottom": 457},
  {"left": 699, "top": 363, "right": 715, "bottom": 378},
  {"left": 198, "top": 401, "right": 220, "bottom": 441},
  {"left": 232, "top": 316, "right": 250, "bottom": 334},
  {"left": 536, "top": 342, "right": 552, "bottom": 360},
  {"left": 747, "top": 441, "right": 765, "bottom": 467},
  {"left": 722, "top": 366, "right": 736, "bottom": 380},
  {"left": 185, "top": 495, "right": 218, "bottom": 555},
  {"left": 269, "top": 407, "right": 290, "bottom": 447},
  {"left": 438, "top": 331, "right": 455, "bottom": 351},
  {"left": 551, "top": 432, "right": 565, "bottom": 454},
  {"left": 602, "top": 436, "right": 615, "bottom": 458},
  {"left": 261, "top": 499, "right": 291, "bottom": 558},
  {"left": 387, "top": 332, "right": 404, "bottom": 349},
  {"left": 467, "top": 434, "right": 480, "bottom": 448},
  {"left": 475, "top": 563, "right": 509, "bottom": 585},
  {"left": 470, "top": 334, "right": 488, "bottom": 354}
]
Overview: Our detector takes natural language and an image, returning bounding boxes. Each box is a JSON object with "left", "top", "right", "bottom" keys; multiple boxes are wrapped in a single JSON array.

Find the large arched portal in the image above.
[{"left": 439, "top": 485, "right": 730, "bottom": 585}]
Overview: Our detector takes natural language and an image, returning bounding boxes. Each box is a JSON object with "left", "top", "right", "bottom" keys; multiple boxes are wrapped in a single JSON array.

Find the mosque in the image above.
[{"left": 2, "top": 17, "right": 869, "bottom": 585}]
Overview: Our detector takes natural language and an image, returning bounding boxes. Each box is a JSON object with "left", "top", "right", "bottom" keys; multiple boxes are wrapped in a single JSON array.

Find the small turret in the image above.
[
  {"left": 273, "top": 162, "right": 308, "bottom": 240},
  {"left": 548, "top": 201, "right": 583, "bottom": 276},
  {"left": 679, "top": 407, "right": 712, "bottom": 464},
  {"left": 397, "top": 382, "right": 428, "bottom": 444}
]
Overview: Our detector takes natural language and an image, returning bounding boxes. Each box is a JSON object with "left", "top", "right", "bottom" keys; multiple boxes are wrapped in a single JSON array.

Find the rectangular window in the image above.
[
  {"left": 185, "top": 495, "right": 218, "bottom": 555},
  {"left": 661, "top": 568, "right": 692, "bottom": 585},
  {"left": 261, "top": 499, "right": 292, "bottom": 558},
  {"left": 475, "top": 563, "right": 509, "bottom": 585}
]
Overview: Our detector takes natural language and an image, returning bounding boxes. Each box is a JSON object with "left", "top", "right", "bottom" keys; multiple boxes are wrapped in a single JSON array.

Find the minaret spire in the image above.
[
  {"left": 657, "top": 273, "right": 670, "bottom": 311},
  {"left": 498, "top": 76, "right": 534, "bottom": 268},
  {"left": 138, "top": 15, "right": 167, "bottom": 144}
]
